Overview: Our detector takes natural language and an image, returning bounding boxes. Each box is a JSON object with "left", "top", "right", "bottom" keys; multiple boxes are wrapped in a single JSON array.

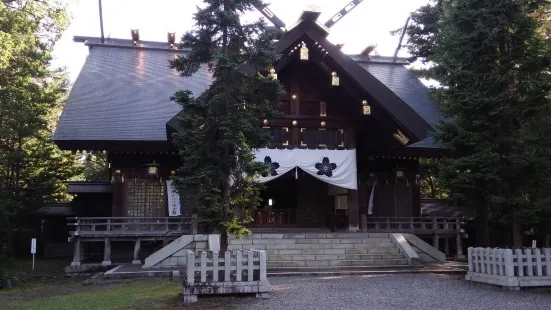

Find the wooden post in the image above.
[
  {"left": 212, "top": 251, "right": 219, "bottom": 282},
  {"left": 247, "top": 251, "right": 254, "bottom": 282},
  {"left": 200, "top": 251, "right": 207, "bottom": 282},
  {"left": 102, "top": 237, "right": 111, "bottom": 266},
  {"left": 132, "top": 238, "right": 141, "bottom": 264},
  {"left": 259, "top": 250, "right": 267, "bottom": 282},
  {"left": 535, "top": 248, "right": 543, "bottom": 276},
  {"left": 347, "top": 189, "right": 359, "bottom": 232},
  {"left": 71, "top": 237, "right": 82, "bottom": 267},
  {"left": 504, "top": 249, "right": 514, "bottom": 277},
  {"left": 224, "top": 251, "right": 231, "bottom": 282},
  {"left": 456, "top": 233, "right": 465, "bottom": 260},
  {"left": 467, "top": 247, "right": 473, "bottom": 272},
  {"left": 433, "top": 233, "right": 439, "bottom": 251},
  {"left": 444, "top": 237, "right": 449, "bottom": 256},
  {"left": 516, "top": 249, "right": 524, "bottom": 277},
  {"left": 186, "top": 250, "right": 195, "bottom": 285},
  {"left": 544, "top": 248, "right": 551, "bottom": 276},
  {"left": 526, "top": 248, "right": 533, "bottom": 276},
  {"left": 236, "top": 250, "right": 242, "bottom": 282}
]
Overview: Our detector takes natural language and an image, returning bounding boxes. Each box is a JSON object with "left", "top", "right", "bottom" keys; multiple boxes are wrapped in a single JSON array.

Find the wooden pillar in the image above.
[
  {"left": 456, "top": 233, "right": 465, "bottom": 260},
  {"left": 71, "top": 237, "right": 82, "bottom": 267},
  {"left": 433, "top": 234, "right": 439, "bottom": 251},
  {"left": 444, "top": 237, "right": 450, "bottom": 256},
  {"left": 102, "top": 238, "right": 112, "bottom": 266},
  {"left": 112, "top": 171, "right": 124, "bottom": 216},
  {"left": 346, "top": 128, "right": 359, "bottom": 232},
  {"left": 132, "top": 238, "right": 141, "bottom": 265}
]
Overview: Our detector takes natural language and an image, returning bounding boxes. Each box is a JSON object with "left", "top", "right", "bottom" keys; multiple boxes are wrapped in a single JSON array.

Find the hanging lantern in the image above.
[
  {"left": 269, "top": 68, "right": 277, "bottom": 79},
  {"left": 144, "top": 161, "right": 160, "bottom": 177},
  {"left": 300, "top": 42, "right": 309, "bottom": 60},
  {"left": 362, "top": 100, "right": 371, "bottom": 115},
  {"left": 331, "top": 72, "right": 340, "bottom": 86}
]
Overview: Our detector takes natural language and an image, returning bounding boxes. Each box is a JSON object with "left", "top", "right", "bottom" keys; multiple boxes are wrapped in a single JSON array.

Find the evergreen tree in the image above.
[
  {"left": 170, "top": 0, "right": 284, "bottom": 249},
  {"left": 0, "top": 0, "right": 81, "bottom": 262},
  {"left": 407, "top": 0, "right": 551, "bottom": 246}
]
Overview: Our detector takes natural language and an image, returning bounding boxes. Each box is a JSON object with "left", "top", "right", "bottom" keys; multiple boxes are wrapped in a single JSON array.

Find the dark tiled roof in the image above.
[
  {"left": 357, "top": 62, "right": 440, "bottom": 126},
  {"left": 408, "top": 136, "right": 438, "bottom": 149},
  {"left": 53, "top": 44, "right": 211, "bottom": 143},
  {"left": 55, "top": 35, "right": 439, "bottom": 147}
]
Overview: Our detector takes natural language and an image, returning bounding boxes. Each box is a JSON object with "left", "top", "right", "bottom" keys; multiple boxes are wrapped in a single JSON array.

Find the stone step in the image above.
[
  {"left": 267, "top": 259, "right": 408, "bottom": 268},
  {"left": 231, "top": 238, "right": 393, "bottom": 246},
  {"left": 230, "top": 233, "right": 391, "bottom": 240},
  {"left": 267, "top": 264, "right": 418, "bottom": 272},
  {"left": 230, "top": 242, "right": 398, "bottom": 251}
]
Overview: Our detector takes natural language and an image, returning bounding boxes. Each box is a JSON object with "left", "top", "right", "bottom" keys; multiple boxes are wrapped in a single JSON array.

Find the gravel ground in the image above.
[{"left": 199, "top": 274, "right": 551, "bottom": 310}]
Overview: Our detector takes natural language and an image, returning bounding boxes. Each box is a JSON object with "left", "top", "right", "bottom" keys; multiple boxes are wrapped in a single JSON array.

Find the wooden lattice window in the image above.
[{"left": 126, "top": 178, "right": 166, "bottom": 217}]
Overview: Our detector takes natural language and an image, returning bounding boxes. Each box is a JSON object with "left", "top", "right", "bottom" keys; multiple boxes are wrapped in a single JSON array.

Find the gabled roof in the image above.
[
  {"left": 53, "top": 39, "right": 211, "bottom": 149},
  {"left": 54, "top": 29, "right": 440, "bottom": 150}
]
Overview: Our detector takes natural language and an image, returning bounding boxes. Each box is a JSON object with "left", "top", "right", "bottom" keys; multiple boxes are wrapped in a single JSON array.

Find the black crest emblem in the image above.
[
  {"left": 262, "top": 156, "right": 280, "bottom": 177},
  {"left": 315, "top": 157, "right": 337, "bottom": 177}
]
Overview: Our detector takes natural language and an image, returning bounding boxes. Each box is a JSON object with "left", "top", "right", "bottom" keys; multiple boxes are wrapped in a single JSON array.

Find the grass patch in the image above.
[
  {"left": 0, "top": 258, "right": 74, "bottom": 294},
  {"left": 3, "top": 279, "right": 182, "bottom": 310}
]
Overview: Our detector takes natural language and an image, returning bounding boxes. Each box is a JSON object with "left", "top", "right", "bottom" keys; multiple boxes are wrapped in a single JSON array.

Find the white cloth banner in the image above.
[
  {"left": 166, "top": 180, "right": 181, "bottom": 216},
  {"left": 254, "top": 148, "right": 357, "bottom": 190}
]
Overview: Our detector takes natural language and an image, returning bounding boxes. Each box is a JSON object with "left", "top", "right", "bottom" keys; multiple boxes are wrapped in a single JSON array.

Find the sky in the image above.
[{"left": 52, "top": 0, "right": 430, "bottom": 82}]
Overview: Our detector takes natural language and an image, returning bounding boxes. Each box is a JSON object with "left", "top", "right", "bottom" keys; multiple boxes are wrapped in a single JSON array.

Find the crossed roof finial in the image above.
[{"left": 254, "top": 0, "right": 366, "bottom": 33}]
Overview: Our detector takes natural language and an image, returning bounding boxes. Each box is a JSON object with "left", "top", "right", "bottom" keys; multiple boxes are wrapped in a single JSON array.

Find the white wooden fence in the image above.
[
  {"left": 466, "top": 247, "right": 551, "bottom": 289},
  {"left": 182, "top": 250, "right": 270, "bottom": 304}
]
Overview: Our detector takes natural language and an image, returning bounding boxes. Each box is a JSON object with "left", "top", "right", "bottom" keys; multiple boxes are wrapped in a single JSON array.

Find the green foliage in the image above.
[
  {"left": 170, "top": 0, "right": 285, "bottom": 241},
  {"left": 419, "top": 159, "right": 448, "bottom": 199},
  {"left": 407, "top": 0, "right": 551, "bottom": 246},
  {"left": 0, "top": 0, "right": 80, "bottom": 262},
  {"left": 82, "top": 152, "right": 109, "bottom": 181}
]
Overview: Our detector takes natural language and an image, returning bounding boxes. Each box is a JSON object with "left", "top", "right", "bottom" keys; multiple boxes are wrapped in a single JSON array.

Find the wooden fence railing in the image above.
[
  {"left": 466, "top": 247, "right": 551, "bottom": 289},
  {"left": 182, "top": 250, "right": 270, "bottom": 304},
  {"left": 67, "top": 216, "right": 197, "bottom": 238},
  {"left": 361, "top": 216, "right": 462, "bottom": 235},
  {"left": 252, "top": 209, "right": 297, "bottom": 227}
]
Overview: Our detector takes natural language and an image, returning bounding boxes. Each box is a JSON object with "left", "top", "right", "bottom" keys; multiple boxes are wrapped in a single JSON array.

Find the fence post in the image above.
[
  {"left": 186, "top": 250, "right": 195, "bottom": 285},
  {"left": 236, "top": 250, "right": 243, "bottom": 282},
  {"left": 543, "top": 248, "right": 551, "bottom": 276},
  {"left": 224, "top": 251, "right": 231, "bottom": 282},
  {"left": 259, "top": 250, "right": 267, "bottom": 282},
  {"left": 200, "top": 251, "right": 207, "bottom": 282},
  {"left": 248, "top": 250, "right": 254, "bottom": 282},
  {"left": 485, "top": 248, "right": 492, "bottom": 275},
  {"left": 504, "top": 249, "right": 514, "bottom": 277},
  {"left": 213, "top": 251, "right": 219, "bottom": 282},
  {"left": 467, "top": 247, "right": 473, "bottom": 272},
  {"left": 479, "top": 248, "right": 486, "bottom": 274},
  {"left": 534, "top": 248, "right": 543, "bottom": 276},
  {"left": 525, "top": 249, "right": 533, "bottom": 276},
  {"left": 516, "top": 249, "right": 524, "bottom": 277},
  {"left": 492, "top": 248, "right": 498, "bottom": 275}
]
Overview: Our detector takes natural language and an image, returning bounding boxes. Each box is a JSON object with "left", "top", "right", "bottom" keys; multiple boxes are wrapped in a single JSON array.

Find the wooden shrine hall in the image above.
[{"left": 53, "top": 4, "right": 462, "bottom": 266}]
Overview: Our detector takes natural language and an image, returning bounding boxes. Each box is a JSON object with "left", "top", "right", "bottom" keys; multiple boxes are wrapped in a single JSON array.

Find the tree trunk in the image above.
[
  {"left": 512, "top": 211, "right": 523, "bottom": 248},
  {"left": 475, "top": 204, "right": 490, "bottom": 246}
]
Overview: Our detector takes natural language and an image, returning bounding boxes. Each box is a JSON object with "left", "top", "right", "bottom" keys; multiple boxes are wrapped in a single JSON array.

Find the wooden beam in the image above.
[
  {"left": 324, "top": 0, "right": 366, "bottom": 29},
  {"left": 254, "top": 3, "right": 286, "bottom": 31}
]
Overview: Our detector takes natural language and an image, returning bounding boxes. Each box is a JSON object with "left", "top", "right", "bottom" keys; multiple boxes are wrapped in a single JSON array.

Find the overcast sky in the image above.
[{"left": 52, "top": 0, "right": 430, "bottom": 82}]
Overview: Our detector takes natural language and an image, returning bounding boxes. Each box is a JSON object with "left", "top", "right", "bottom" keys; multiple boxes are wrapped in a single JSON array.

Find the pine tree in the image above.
[
  {"left": 0, "top": 0, "right": 80, "bottom": 263},
  {"left": 407, "top": 0, "right": 551, "bottom": 246},
  {"left": 170, "top": 0, "right": 284, "bottom": 250}
]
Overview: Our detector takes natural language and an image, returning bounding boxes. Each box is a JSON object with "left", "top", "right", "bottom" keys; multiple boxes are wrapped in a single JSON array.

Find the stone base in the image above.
[
  {"left": 132, "top": 260, "right": 141, "bottom": 265},
  {"left": 181, "top": 294, "right": 198, "bottom": 304},
  {"left": 71, "top": 261, "right": 81, "bottom": 267},
  {"left": 101, "top": 261, "right": 112, "bottom": 266},
  {"left": 182, "top": 280, "right": 270, "bottom": 304}
]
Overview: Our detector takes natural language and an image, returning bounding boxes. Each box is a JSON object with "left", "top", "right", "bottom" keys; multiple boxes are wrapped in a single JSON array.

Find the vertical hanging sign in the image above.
[{"left": 166, "top": 180, "right": 181, "bottom": 216}]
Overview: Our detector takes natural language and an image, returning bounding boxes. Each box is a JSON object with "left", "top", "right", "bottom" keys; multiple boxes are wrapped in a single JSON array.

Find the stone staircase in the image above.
[{"left": 228, "top": 232, "right": 414, "bottom": 273}]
